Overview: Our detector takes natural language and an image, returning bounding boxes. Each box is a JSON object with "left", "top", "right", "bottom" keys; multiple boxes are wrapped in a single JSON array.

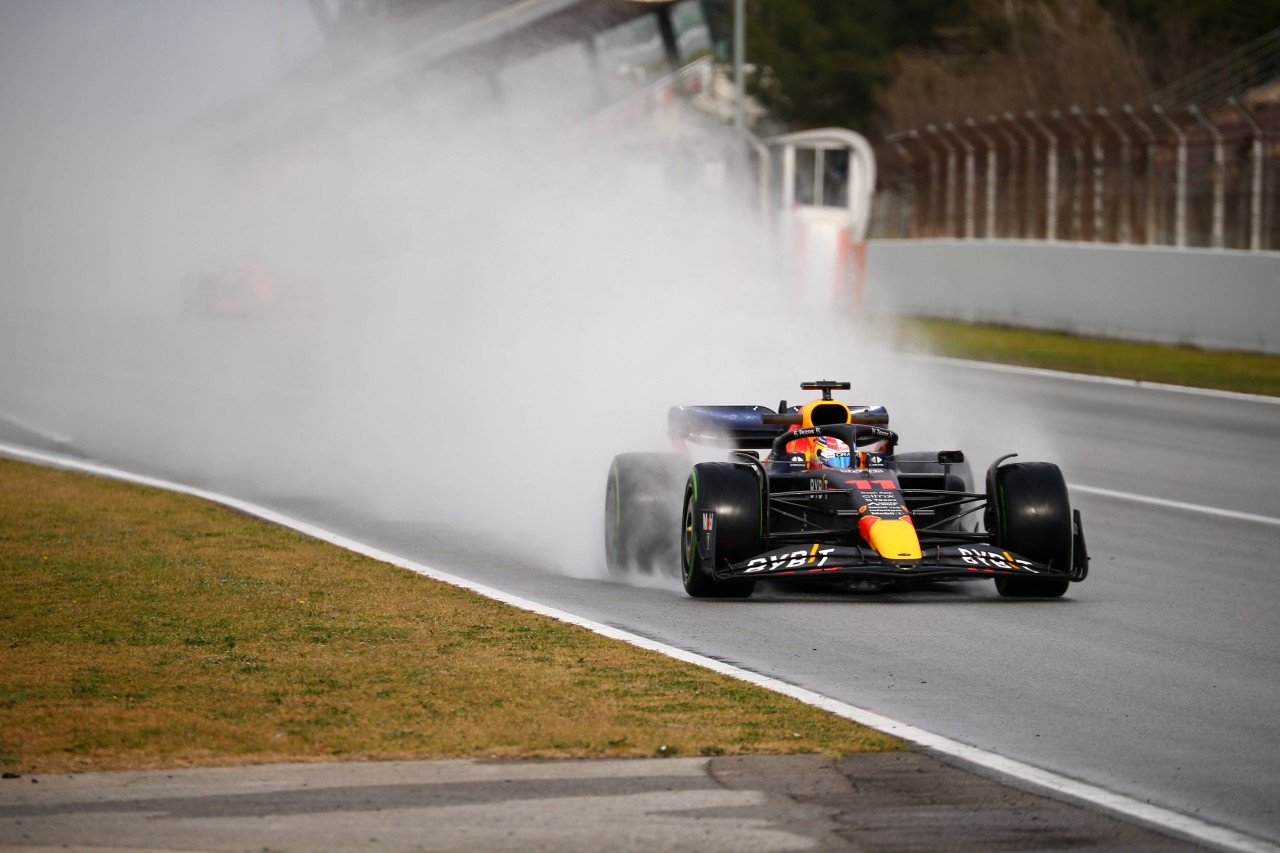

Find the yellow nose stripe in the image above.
[{"left": 865, "top": 518, "right": 922, "bottom": 560}]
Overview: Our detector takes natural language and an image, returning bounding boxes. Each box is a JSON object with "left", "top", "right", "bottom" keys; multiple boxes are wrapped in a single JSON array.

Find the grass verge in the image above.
[
  {"left": 0, "top": 457, "right": 901, "bottom": 773},
  {"left": 892, "top": 317, "right": 1280, "bottom": 398}
]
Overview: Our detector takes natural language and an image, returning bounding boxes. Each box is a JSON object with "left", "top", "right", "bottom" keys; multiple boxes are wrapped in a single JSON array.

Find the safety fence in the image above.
[{"left": 876, "top": 99, "right": 1280, "bottom": 251}]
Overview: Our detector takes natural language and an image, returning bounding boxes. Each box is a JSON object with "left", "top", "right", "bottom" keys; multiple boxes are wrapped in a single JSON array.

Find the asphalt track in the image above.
[
  {"left": 250, "top": 360, "right": 1280, "bottom": 846},
  {"left": 3, "top": 356, "right": 1279, "bottom": 849},
  {"left": 0, "top": 754, "right": 1212, "bottom": 852}
]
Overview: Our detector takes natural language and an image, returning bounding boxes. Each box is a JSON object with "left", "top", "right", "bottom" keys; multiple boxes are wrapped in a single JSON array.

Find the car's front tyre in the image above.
[
  {"left": 681, "top": 463, "right": 761, "bottom": 599},
  {"left": 990, "top": 461, "right": 1073, "bottom": 598}
]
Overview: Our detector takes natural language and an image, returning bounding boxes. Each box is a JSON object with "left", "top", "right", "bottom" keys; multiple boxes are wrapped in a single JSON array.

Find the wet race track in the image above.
[{"left": 3, "top": 355, "right": 1279, "bottom": 847}]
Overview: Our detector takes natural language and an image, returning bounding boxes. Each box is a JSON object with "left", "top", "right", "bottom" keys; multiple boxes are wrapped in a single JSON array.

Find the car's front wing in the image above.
[{"left": 725, "top": 542, "right": 1071, "bottom": 582}]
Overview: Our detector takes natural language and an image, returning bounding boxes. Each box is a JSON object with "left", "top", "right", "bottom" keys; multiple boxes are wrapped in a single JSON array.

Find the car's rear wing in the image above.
[
  {"left": 668, "top": 404, "right": 888, "bottom": 451},
  {"left": 668, "top": 406, "right": 783, "bottom": 450}
]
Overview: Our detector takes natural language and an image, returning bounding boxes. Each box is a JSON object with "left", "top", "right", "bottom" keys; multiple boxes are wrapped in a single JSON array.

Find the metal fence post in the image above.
[
  {"left": 1027, "top": 111, "right": 1058, "bottom": 241},
  {"left": 886, "top": 132, "right": 911, "bottom": 237},
  {"left": 967, "top": 118, "right": 998, "bottom": 238},
  {"left": 1096, "top": 107, "right": 1132, "bottom": 244},
  {"left": 945, "top": 122, "right": 976, "bottom": 238},
  {"left": 927, "top": 123, "right": 958, "bottom": 237},
  {"left": 1188, "top": 104, "right": 1226, "bottom": 249},
  {"left": 1124, "top": 105, "right": 1159, "bottom": 245},
  {"left": 1007, "top": 112, "right": 1037, "bottom": 239},
  {"left": 915, "top": 129, "right": 942, "bottom": 235},
  {"left": 1072, "top": 106, "right": 1105, "bottom": 242},
  {"left": 1152, "top": 105, "right": 1188, "bottom": 248},
  {"left": 991, "top": 115, "right": 1021, "bottom": 238},
  {"left": 1229, "top": 96, "right": 1265, "bottom": 251},
  {"left": 920, "top": 128, "right": 949, "bottom": 236},
  {"left": 1053, "top": 110, "right": 1086, "bottom": 241}
]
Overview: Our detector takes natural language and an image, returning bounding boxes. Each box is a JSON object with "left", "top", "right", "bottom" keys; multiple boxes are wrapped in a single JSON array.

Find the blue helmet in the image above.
[{"left": 816, "top": 435, "right": 853, "bottom": 469}]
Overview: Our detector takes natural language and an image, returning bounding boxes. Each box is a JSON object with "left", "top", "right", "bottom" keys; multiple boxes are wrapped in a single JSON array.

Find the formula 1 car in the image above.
[{"left": 605, "top": 381, "right": 1088, "bottom": 599}]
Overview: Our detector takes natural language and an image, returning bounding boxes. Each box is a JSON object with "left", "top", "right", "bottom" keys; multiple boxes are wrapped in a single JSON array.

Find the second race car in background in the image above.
[{"left": 605, "top": 381, "right": 1089, "bottom": 599}]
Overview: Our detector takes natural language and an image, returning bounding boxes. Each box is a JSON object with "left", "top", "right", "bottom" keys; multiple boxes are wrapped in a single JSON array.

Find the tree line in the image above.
[{"left": 702, "top": 0, "right": 1280, "bottom": 137}]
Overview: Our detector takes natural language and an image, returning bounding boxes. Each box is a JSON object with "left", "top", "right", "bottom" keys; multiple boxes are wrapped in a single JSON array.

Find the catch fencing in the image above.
[{"left": 878, "top": 99, "right": 1280, "bottom": 251}]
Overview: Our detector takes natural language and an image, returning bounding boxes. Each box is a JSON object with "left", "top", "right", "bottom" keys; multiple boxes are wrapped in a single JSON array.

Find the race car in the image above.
[{"left": 604, "top": 380, "right": 1088, "bottom": 599}]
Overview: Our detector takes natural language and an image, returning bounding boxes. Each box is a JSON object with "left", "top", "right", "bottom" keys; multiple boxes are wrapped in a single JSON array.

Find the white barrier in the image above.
[
  {"left": 864, "top": 240, "right": 1280, "bottom": 354},
  {"left": 763, "top": 128, "right": 875, "bottom": 309}
]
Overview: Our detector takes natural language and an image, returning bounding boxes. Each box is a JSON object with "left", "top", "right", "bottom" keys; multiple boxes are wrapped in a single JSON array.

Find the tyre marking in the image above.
[{"left": 610, "top": 464, "right": 621, "bottom": 527}]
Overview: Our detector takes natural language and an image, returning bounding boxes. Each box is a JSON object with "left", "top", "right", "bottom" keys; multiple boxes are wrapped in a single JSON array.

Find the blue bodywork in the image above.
[{"left": 667, "top": 404, "right": 890, "bottom": 450}]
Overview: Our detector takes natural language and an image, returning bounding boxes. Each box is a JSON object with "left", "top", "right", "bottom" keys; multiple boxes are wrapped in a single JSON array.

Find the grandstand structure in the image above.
[
  {"left": 211, "top": 1, "right": 717, "bottom": 143},
  {"left": 200, "top": 0, "right": 878, "bottom": 306}
]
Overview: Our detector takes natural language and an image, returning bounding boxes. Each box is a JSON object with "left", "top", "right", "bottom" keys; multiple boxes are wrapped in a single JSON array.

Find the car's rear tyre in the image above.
[
  {"left": 681, "top": 463, "right": 760, "bottom": 599},
  {"left": 991, "top": 461, "right": 1073, "bottom": 598},
  {"left": 605, "top": 453, "right": 689, "bottom": 577}
]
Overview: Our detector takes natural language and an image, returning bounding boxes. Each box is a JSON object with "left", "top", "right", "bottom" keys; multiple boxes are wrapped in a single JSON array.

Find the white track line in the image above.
[
  {"left": 2, "top": 440, "right": 1275, "bottom": 853},
  {"left": 1070, "top": 483, "right": 1280, "bottom": 528},
  {"left": 0, "top": 410, "right": 73, "bottom": 446},
  {"left": 912, "top": 353, "right": 1280, "bottom": 528},
  {"left": 909, "top": 353, "right": 1280, "bottom": 405}
]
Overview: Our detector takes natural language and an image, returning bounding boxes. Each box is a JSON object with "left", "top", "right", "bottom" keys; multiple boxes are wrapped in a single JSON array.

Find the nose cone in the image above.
[{"left": 858, "top": 516, "right": 922, "bottom": 560}]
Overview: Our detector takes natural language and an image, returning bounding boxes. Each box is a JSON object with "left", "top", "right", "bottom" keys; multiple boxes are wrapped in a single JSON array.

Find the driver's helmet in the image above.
[{"left": 815, "top": 435, "right": 853, "bottom": 469}]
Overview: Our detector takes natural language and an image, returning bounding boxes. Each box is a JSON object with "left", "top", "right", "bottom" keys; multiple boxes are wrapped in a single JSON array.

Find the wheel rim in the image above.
[
  {"left": 604, "top": 472, "right": 620, "bottom": 567},
  {"left": 682, "top": 501, "right": 696, "bottom": 582}
]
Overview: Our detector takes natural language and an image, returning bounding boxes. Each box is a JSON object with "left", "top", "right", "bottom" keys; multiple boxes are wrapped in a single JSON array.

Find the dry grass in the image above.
[{"left": 0, "top": 458, "right": 901, "bottom": 773}]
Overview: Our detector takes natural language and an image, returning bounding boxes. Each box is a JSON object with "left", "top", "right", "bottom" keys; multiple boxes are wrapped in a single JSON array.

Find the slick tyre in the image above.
[
  {"left": 991, "top": 461, "right": 1073, "bottom": 598},
  {"left": 681, "top": 463, "right": 760, "bottom": 599},
  {"left": 605, "top": 453, "right": 689, "bottom": 577}
]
